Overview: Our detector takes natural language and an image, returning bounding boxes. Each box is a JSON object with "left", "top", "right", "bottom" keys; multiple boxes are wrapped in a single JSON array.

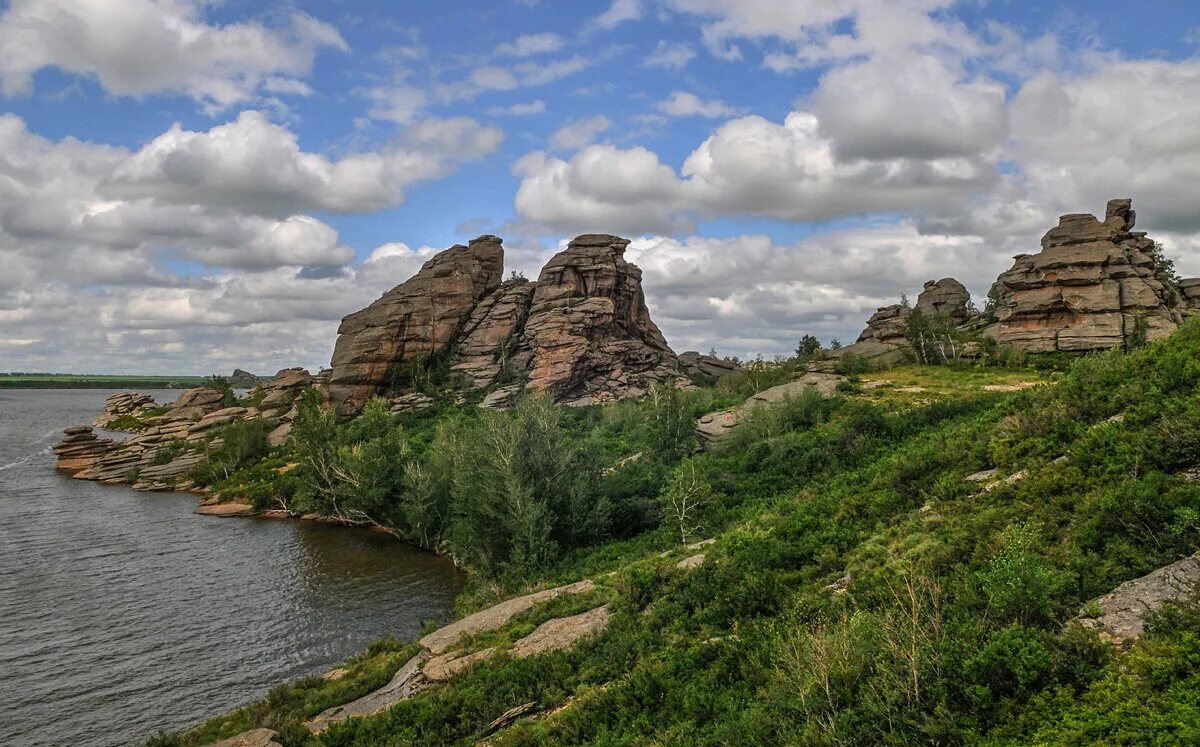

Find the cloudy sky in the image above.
[{"left": 2, "top": 0, "right": 1199, "bottom": 374}]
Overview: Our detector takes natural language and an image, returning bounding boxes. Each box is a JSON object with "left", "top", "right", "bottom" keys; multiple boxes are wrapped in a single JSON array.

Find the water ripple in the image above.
[{"left": 0, "top": 389, "right": 463, "bottom": 747}]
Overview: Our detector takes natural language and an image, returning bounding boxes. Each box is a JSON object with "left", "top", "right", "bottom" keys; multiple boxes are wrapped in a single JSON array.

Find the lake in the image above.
[{"left": 0, "top": 389, "right": 464, "bottom": 746}]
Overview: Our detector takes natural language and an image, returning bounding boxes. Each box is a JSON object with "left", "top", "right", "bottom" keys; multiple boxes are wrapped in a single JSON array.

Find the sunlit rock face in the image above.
[
  {"left": 327, "top": 236, "right": 505, "bottom": 416},
  {"left": 986, "top": 199, "right": 1181, "bottom": 353}
]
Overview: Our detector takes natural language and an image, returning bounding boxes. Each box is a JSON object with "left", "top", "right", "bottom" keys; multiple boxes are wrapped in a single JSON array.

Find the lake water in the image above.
[{"left": 0, "top": 389, "right": 464, "bottom": 747}]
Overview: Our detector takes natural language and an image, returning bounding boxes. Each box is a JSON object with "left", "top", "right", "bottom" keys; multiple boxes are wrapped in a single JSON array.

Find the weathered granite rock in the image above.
[
  {"left": 696, "top": 373, "right": 846, "bottom": 447},
  {"left": 229, "top": 369, "right": 262, "bottom": 389},
  {"left": 329, "top": 236, "right": 505, "bottom": 415},
  {"left": 94, "top": 392, "right": 157, "bottom": 429},
  {"left": 210, "top": 728, "right": 282, "bottom": 747},
  {"left": 420, "top": 579, "right": 596, "bottom": 655},
  {"left": 53, "top": 426, "right": 115, "bottom": 474},
  {"left": 479, "top": 384, "right": 522, "bottom": 410},
  {"left": 678, "top": 351, "right": 742, "bottom": 382},
  {"left": 512, "top": 235, "right": 681, "bottom": 405},
  {"left": 1179, "top": 278, "right": 1200, "bottom": 307},
  {"left": 165, "top": 387, "right": 226, "bottom": 420},
  {"left": 916, "top": 277, "right": 972, "bottom": 322},
  {"left": 987, "top": 199, "right": 1180, "bottom": 353},
  {"left": 857, "top": 304, "right": 910, "bottom": 346},
  {"left": 306, "top": 651, "right": 431, "bottom": 733},
  {"left": 1078, "top": 553, "right": 1200, "bottom": 646},
  {"left": 390, "top": 392, "right": 435, "bottom": 414},
  {"left": 451, "top": 280, "right": 536, "bottom": 388},
  {"left": 510, "top": 604, "right": 612, "bottom": 658}
]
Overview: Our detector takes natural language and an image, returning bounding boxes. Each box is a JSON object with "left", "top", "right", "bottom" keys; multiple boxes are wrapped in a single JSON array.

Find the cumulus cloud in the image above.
[
  {"left": 0, "top": 0, "right": 346, "bottom": 110},
  {"left": 102, "top": 111, "right": 502, "bottom": 216},
  {"left": 488, "top": 99, "right": 547, "bottom": 116},
  {"left": 656, "top": 91, "right": 745, "bottom": 118},
  {"left": 516, "top": 110, "right": 996, "bottom": 234},
  {"left": 811, "top": 53, "right": 1008, "bottom": 160}
]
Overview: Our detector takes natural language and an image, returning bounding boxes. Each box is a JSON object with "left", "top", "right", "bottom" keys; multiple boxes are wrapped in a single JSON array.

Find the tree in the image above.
[
  {"left": 659, "top": 458, "right": 715, "bottom": 544},
  {"left": 829, "top": 338, "right": 843, "bottom": 350},
  {"left": 796, "top": 334, "right": 822, "bottom": 360},
  {"left": 904, "top": 308, "right": 968, "bottom": 365}
]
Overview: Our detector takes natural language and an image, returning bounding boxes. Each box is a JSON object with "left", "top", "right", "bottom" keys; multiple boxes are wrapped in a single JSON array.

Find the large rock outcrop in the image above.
[
  {"left": 329, "top": 233, "right": 683, "bottom": 413},
  {"left": 818, "top": 277, "right": 974, "bottom": 371},
  {"left": 328, "top": 236, "right": 505, "bottom": 415},
  {"left": 513, "top": 235, "right": 680, "bottom": 405},
  {"left": 986, "top": 199, "right": 1181, "bottom": 352}
]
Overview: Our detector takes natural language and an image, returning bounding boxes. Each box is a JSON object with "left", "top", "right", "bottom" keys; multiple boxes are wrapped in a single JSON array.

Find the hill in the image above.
[{"left": 151, "top": 320, "right": 1200, "bottom": 746}]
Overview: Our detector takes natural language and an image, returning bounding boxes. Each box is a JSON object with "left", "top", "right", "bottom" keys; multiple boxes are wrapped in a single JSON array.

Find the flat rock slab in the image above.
[
  {"left": 306, "top": 651, "right": 430, "bottom": 733},
  {"left": 420, "top": 579, "right": 595, "bottom": 655},
  {"left": 424, "top": 647, "right": 495, "bottom": 682},
  {"left": 210, "top": 728, "right": 282, "bottom": 747},
  {"left": 512, "top": 605, "right": 612, "bottom": 659},
  {"left": 1078, "top": 553, "right": 1200, "bottom": 645}
]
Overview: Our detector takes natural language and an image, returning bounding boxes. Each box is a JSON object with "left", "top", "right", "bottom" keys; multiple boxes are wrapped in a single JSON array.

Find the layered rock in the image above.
[
  {"left": 512, "top": 235, "right": 681, "bottom": 405},
  {"left": 820, "top": 276, "right": 974, "bottom": 370},
  {"left": 94, "top": 392, "right": 157, "bottom": 429},
  {"left": 678, "top": 351, "right": 742, "bottom": 382},
  {"left": 229, "top": 368, "right": 262, "bottom": 389},
  {"left": 450, "top": 279, "right": 535, "bottom": 388},
  {"left": 165, "top": 387, "right": 227, "bottom": 420},
  {"left": 987, "top": 199, "right": 1181, "bottom": 352},
  {"left": 328, "top": 235, "right": 505, "bottom": 415},
  {"left": 329, "top": 233, "right": 684, "bottom": 412}
]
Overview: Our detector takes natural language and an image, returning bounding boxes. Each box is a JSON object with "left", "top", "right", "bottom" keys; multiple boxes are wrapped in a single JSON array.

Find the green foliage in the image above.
[
  {"left": 191, "top": 420, "right": 270, "bottom": 485},
  {"left": 201, "top": 374, "right": 236, "bottom": 407},
  {"left": 168, "top": 319, "right": 1200, "bottom": 747},
  {"left": 795, "top": 334, "right": 822, "bottom": 360},
  {"left": 833, "top": 351, "right": 871, "bottom": 375}
]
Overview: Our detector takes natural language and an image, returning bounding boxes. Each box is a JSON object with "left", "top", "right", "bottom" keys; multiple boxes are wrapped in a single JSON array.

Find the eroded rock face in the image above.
[
  {"left": 328, "top": 235, "right": 505, "bottom": 415},
  {"left": 450, "top": 279, "right": 536, "bottom": 388},
  {"left": 678, "top": 351, "right": 742, "bottom": 382},
  {"left": 987, "top": 199, "right": 1180, "bottom": 353},
  {"left": 513, "top": 234, "right": 680, "bottom": 405},
  {"left": 94, "top": 392, "right": 157, "bottom": 429},
  {"left": 916, "top": 277, "right": 971, "bottom": 322},
  {"left": 696, "top": 373, "right": 846, "bottom": 447}
]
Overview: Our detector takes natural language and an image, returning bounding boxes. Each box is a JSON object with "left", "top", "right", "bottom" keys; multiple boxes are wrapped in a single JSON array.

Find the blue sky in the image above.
[{"left": 2, "top": 0, "right": 1199, "bottom": 373}]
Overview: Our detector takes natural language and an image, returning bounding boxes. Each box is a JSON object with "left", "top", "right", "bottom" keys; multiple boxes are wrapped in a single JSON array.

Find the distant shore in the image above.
[{"left": 0, "top": 375, "right": 206, "bottom": 389}]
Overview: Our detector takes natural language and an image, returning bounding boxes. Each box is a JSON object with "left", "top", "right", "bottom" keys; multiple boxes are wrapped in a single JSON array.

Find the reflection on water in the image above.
[{"left": 0, "top": 389, "right": 463, "bottom": 747}]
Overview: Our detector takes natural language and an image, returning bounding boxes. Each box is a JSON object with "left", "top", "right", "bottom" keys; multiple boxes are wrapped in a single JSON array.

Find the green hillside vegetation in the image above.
[{"left": 159, "top": 320, "right": 1200, "bottom": 746}]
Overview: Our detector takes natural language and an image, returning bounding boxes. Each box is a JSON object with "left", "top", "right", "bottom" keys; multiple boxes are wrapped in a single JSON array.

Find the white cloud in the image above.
[
  {"left": 591, "top": 0, "right": 644, "bottom": 30},
  {"left": 496, "top": 33, "right": 565, "bottom": 57},
  {"left": 643, "top": 40, "right": 697, "bottom": 71},
  {"left": 548, "top": 115, "right": 613, "bottom": 151},
  {"left": 811, "top": 53, "right": 1008, "bottom": 160},
  {"left": 656, "top": 90, "right": 744, "bottom": 118},
  {"left": 0, "top": 0, "right": 346, "bottom": 111},
  {"left": 363, "top": 85, "right": 428, "bottom": 124},
  {"left": 488, "top": 99, "right": 547, "bottom": 116},
  {"left": 516, "top": 110, "right": 996, "bottom": 234},
  {"left": 103, "top": 110, "right": 502, "bottom": 216}
]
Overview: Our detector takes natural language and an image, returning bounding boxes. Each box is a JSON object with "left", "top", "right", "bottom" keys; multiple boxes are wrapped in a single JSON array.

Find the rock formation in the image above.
[
  {"left": 1078, "top": 552, "right": 1200, "bottom": 646},
  {"left": 512, "top": 235, "right": 681, "bottom": 405},
  {"left": 328, "top": 235, "right": 505, "bottom": 415},
  {"left": 987, "top": 199, "right": 1181, "bottom": 352},
  {"left": 677, "top": 351, "right": 742, "bottom": 382},
  {"left": 229, "top": 368, "right": 262, "bottom": 389},
  {"left": 695, "top": 372, "right": 846, "bottom": 447},
  {"left": 818, "top": 277, "right": 974, "bottom": 370},
  {"left": 93, "top": 392, "right": 157, "bottom": 429},
  {"left": 329, "top": 233, "right": 684, "bottom": 413}
]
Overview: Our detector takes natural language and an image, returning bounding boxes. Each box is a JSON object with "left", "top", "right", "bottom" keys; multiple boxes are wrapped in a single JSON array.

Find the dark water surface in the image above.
[{"left": 0, "top": 389, "right": 464, "bottom": 747}]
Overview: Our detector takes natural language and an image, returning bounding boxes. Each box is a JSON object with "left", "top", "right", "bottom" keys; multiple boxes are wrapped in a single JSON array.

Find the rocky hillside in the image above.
[{"left": 329, "top": 234, "right": 685, "bottom": 415}]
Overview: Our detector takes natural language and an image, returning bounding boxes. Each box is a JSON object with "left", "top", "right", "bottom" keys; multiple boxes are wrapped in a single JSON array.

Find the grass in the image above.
[{"left": 0, "top": 373, "right": 206, "bottom": 389}]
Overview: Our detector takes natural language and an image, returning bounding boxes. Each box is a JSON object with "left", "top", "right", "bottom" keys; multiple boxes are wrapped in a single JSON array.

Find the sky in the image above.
[{"left": 2, "top": 0, "right": 1200, "bottom": 374}]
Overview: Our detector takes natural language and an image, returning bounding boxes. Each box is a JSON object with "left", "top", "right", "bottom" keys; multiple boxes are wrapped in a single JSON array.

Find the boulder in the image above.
[
  {"left": 915, "top": 277, "right": 971, "bottom": 322},
  {"left": 328, "top": 236, "right": 505, "bottom": 415},
  {"left": 94, "top": 391, "right": 157, "bottom": 429},
  {"left": 229, "top": 369, "right": 262, "bottom": 388},
  {"left": 696, "top": 373, "right": 846, "bottom": 447},
  {"left": 166, "top": 387, "right": 226, "bottom": 420},
  {"left": 986, "top": 199, "right": 1180, "bottom": 353},
  {"left": 512, "top": 234, "right": 680, "bottom": 404},
  {"left": 678, "top": 351, "right": 742, "bottom": 382},
  {"left": 210, "top": 729, "right": 282, "bottom": 747},
  {"left": 1078, "top": 553, "right": 1200, "bottom": 646}
]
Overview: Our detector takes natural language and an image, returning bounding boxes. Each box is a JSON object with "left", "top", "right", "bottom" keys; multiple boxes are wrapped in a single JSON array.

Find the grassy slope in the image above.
[{"left": 163, "top": 323, "right": 1200, "bottom": 746}]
